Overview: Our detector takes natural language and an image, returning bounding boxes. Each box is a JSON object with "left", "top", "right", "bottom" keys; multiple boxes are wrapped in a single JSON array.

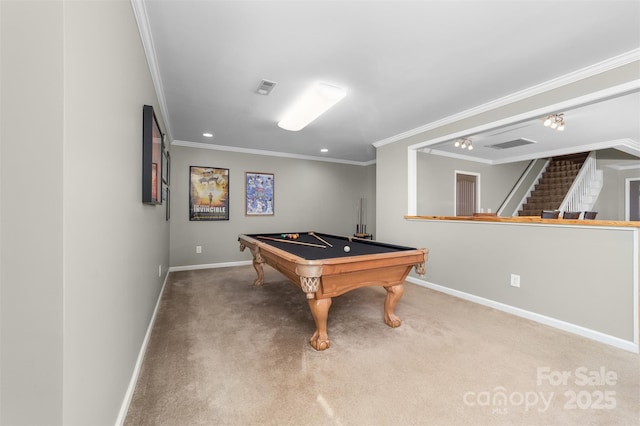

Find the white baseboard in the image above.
[
  {"left": 113, "top": 263, "right": 636, "bottom": 425},
  {"left": 169, "top": 260, "right": 252, "bottom": 272},
  {"left": 115, "top": 261, "right": 252, "bottom": 424},
  {"left": 166, "top": 262, "right": 638, "bottom": 353},
  {"left": 115, "top": 271, "right": 170, "bottom": 426},
  {"left": 406, "top": 276, "right": 638, "bottom": 354}
]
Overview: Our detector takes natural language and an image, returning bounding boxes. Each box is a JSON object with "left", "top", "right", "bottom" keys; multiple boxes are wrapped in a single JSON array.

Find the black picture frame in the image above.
[
  {"left": 189, "top": 166, "right": 229, "bottom": 221},
  {"left": 142, "top": 105, "right": 163, "bottom": 204}
]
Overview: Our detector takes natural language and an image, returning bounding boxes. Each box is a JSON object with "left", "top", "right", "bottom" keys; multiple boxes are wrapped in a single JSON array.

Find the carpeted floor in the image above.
[{"left": 124, "top": 266, "right": 640, "bottom": 425}]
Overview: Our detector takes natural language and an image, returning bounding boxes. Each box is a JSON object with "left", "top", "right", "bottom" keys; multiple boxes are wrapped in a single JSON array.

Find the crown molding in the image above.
[
  {"left": 607, "top": 163, "right": 640, "bottom": 171},
  {"left": 131, "top": 0, "right": 172, "bottom": 139},
  {"left": 408, "top": 80, "right": 640, "bottom": 158},
  {"left": 490, "top": 139, "right": 640, "bottom": 165},
  {"left": 374, "top": 48, "right": 640, "bottom": 148},
  {"left": 422, "top": 139, "right": 639, "bottom": 166},
  {"left": 172, "top": 140, "right": 375, "bottom": 166}
]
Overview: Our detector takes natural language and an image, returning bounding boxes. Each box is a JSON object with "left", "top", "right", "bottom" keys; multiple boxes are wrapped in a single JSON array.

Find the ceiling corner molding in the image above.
[
  {"left": 373, "top": 48, "right": 640, "bottom": 149},
  {"left": 172, "top": 140, "right": 375, "bottom": 167},
  {"left": 423, "top": 149, "right": 494, "bottom": 165},
  {"left": 608, "top": 163, "right": 640, "bottom": 171},
  {"left": 490, "top": 139, "right": 639, "bottom": 165},
  {"left": 131, "top": 0, "right": 172, "bottom": 139},
  {"left": 611, "top": 138, "right": 640, "bottom": 160}
]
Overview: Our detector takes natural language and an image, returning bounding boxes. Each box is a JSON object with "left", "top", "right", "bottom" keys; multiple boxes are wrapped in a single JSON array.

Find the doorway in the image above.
[
  {"left": 626, "top": 178, "right": 640, "bottom": 221},
  {"left": 455, "top": 172, "right": 480, "bottom": 216}
]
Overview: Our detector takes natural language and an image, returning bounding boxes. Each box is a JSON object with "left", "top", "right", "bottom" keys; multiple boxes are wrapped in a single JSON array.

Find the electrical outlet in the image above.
[
  {"left": 196, "top": 246, "right": 202, "bottom": 254},
  {"left": 510, "top": 273, "right": 521, "bottom": 288}
]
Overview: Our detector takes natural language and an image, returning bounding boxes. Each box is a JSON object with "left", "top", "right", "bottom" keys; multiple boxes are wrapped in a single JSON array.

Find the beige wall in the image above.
[
  {"left": 1, "top": 3, "right": 375, "bottom": 422},
  {"left": 418, "top": 150, "right": 640, "bottom": 220},
  {"left": 593, "top": 155, "right": 640, "bottom": 220},
  {"left": 417, "top": 152, "right": 529, "bottom": 216},
  {"left": 1, "top": 1, "right": 64, "bottom": 423},
  {"left": 0, "top": 2, "right": 636, "bottom": 424},
  {"left": 1, "top": 1, "right": 169, "bottom": 424},
  {"left": 169, "top": 145, "right": 376, "bottom": 268},
  {"left": 376, "top": 62, "right": 640, "bottom": 350}
]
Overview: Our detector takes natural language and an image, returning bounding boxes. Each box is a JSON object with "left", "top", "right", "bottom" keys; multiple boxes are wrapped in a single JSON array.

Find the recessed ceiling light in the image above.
[
  {"left": 203, "top": 132, "right": 214, "bottom": 138},
  {"left": 320, "top": 148, "right": 328, "bottom": 153}
]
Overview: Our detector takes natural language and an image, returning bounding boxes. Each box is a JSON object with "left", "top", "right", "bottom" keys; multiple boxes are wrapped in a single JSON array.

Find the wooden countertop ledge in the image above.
[{"left": 405, "top": 215, "right": 640, "bottom": 228}]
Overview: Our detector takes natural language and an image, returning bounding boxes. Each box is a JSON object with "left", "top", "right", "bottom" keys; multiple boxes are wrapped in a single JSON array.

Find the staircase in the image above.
[{"left": 518, "top": 152, "right": 589, "bottom": 216}]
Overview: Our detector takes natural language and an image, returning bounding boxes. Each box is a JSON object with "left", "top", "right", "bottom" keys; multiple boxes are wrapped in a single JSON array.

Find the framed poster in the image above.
[
  {"left": 142, "top": 105, "right": 163, "bottom": 204},
  {"left": 245, "top": 172, "right": 274, "bottom": 216},
  {"left": 189, "top": 166, "right": 229, "bottom": 221}
]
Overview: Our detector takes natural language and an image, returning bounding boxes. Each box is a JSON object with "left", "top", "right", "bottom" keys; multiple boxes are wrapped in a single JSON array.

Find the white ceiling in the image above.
[
  {"left": 421, "top": 90, "right": 640, "bottom": 164},
  {"left": 138, "top": 0, "right": 640, "bottom": 165}
]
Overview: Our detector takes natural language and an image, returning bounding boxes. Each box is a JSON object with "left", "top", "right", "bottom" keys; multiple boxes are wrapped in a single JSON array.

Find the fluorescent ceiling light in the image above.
[{"left": 278, "top": 82, "right": 346, "bottom": 131}]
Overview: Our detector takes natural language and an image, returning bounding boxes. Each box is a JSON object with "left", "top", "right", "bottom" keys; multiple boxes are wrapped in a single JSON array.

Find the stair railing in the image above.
[
  {"left": 500, "top": 158, "right": 549, "bottom": 217},
  {"left": 497, "top": 159, "right": 535, "bottom": 216},
  {"left": 559, "top": 151, "right": 596, "bottom": 213}
]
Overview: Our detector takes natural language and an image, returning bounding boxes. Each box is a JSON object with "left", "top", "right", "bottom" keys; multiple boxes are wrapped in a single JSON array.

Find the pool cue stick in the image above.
[
  {"left": 309, "top": 232, "right": 333, "bottom": 247},
  {"left": 257, "top": 236, "right": 326, "bottom": 248}
]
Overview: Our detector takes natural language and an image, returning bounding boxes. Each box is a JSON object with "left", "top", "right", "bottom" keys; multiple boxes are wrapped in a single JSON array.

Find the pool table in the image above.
[{"left": 238, "top": 232, "right": 428, "bottom": 350}]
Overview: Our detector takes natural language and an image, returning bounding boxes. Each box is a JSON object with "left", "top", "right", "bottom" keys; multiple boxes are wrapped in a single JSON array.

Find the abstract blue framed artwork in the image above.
[{"left": 245, "top": 172, "right": 274, "bottom": 216}]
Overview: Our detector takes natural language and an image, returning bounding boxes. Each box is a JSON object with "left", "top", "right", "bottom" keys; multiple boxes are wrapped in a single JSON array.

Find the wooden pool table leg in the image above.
[
  {"left": 239, "top": 244, "right": 264, "bottom": 286},
  {"left": 383, "top": 283, "right": 404, "bottom": 328},
  {"left": 307, "top": 297, "right": 332, "bottom": 351},
  {"left": 249, "top": 248, "right": 264, "bottom": 286}
]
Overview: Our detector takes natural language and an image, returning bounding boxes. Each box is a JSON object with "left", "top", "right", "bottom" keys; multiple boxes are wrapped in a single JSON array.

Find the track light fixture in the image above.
[
  {"left": 543, "top": 113, "right": 565, "bottom": 131},
  {"left": 454, "top": 137, "right": 473, "bottom": 150}
]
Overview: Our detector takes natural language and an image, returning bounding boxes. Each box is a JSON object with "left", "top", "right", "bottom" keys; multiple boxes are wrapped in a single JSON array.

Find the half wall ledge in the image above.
[
  {"left": 403, "top": 214, "right": 639, "bottom": 353},
  {"left": 405, "top": 215, "right": 640, "bottom": 228}
]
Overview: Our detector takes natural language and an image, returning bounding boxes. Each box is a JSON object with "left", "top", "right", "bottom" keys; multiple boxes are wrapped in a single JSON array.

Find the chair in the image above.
[
  {"left": 541, "top": 210, "right": 560, "bottom": 219},
  {"left": 562, "top": 211, "right": 581, "bottom": 219},
  {"left": 583, "top": 211, "right": 598, "bottom": 220}
]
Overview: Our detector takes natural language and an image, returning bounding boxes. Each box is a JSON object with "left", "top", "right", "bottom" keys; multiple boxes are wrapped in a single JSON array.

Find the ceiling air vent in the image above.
[
  {"left": 487, "top": 138, "right": 536, "bottom": 150},
  {"left": 256, "top": 79, "right": 277, "bottom": 95}
]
